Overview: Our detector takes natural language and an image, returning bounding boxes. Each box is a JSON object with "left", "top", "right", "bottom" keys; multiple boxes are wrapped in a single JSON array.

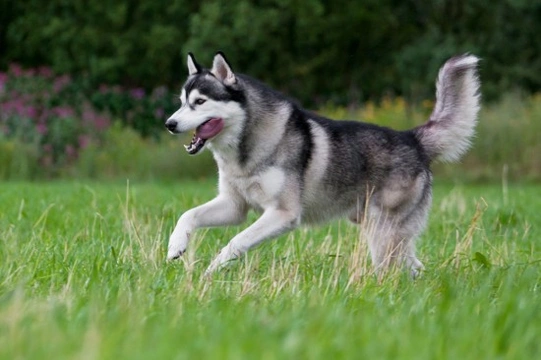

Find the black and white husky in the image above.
[{"left": 165, "top": 52, "right": 480, "bottom": 277}]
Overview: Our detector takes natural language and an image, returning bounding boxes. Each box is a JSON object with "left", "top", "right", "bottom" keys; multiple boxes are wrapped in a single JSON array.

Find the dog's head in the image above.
[{"left": 165, "top": 52, "right": 246, "bottom": 155}]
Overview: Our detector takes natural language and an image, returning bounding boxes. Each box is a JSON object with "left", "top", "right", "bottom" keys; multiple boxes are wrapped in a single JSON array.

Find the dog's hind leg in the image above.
[
  {"left": 167, "top": 195, "right": 248, "bottom": 260},
  {"left": 365, "top": 203, "right": 428, "bottom": 278},
  {"left": 363, "top": 172, "right": 432, "bottom": 278}
]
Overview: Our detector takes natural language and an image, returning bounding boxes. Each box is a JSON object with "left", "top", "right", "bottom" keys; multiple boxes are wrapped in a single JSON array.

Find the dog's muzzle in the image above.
[{"left": 165, "top": 119, "right": 178, "bottom": 133}]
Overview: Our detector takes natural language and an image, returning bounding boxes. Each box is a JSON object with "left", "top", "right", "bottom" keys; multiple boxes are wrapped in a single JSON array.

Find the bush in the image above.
[
  {"left": 0, "top": 64, "right": 110, "bottom": 177},
  {"left": 89, "top": 84, "right": 177, "bottom": 137},
  {"left": 0, "top": 63, "right": 180, "bottom": 178}
]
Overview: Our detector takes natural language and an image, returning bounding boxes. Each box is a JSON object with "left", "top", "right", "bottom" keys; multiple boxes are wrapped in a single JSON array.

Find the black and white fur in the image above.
[{"left": 165, "top": 52, "right": 480, "bottom": 276}]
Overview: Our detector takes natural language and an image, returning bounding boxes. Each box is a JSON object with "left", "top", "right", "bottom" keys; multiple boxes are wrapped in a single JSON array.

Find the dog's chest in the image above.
[{"left": 222, "top": 166, "right": 286, "bottom": 210}]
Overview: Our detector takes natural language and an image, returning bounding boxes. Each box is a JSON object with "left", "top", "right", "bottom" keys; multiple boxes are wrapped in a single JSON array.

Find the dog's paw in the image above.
[
  {"left": 166, "top": 230, "right": 190, "bottom": 260},
  {"left": 166, "top": 240, "right": 186, "bottom": 260},
  {"left": 408, "top": 258, "right": 425, "bottom": 279},
  {"left": 167, "top": 249, "right": 184, "bottom": 260},
  {"left": 204, "top": 244, "right": 240, "bottom": 274}
]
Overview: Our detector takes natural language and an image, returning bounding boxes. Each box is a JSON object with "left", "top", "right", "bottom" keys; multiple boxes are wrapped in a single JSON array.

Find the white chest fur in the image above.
[{"left": 221, "top": 166, "right": 286, "bottom": 211}]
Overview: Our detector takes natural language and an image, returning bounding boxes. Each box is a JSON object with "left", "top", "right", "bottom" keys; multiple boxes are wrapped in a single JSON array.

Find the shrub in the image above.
[
  {"left": 89, "top": 84, "right": 178, "bottom": 138},
  {"left": 0, "top": 63, "right": 180, "bottom": 179},
  {"left": 0, "top": 64, "right": 110, "bottom": 177}
]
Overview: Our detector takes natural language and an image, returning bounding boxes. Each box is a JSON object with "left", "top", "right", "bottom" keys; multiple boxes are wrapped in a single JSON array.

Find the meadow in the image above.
[
  {"left": 2, "top": 62, "right": 541, "bottom": 359},
  {"left": 1, "top": 180, "right": 540, "bottom": 359}
]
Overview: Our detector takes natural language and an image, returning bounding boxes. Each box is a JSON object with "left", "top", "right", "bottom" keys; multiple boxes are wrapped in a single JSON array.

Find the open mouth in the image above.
[{"left": 184, "top": 118, "right": 224, "bottom": 155}]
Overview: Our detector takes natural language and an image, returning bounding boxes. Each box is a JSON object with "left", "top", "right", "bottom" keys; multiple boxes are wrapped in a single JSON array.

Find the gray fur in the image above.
[{"left": 165, "top": 53, "right": 481, "bottom": 277}]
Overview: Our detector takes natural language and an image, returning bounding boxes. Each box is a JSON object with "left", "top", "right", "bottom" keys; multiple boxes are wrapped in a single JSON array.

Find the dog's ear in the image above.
[
  {"left": 187, "top": 53, "right": 201, "bottom": 75},
  {"left": 211, "top": 52, "right": 236, "bottom": 86}
]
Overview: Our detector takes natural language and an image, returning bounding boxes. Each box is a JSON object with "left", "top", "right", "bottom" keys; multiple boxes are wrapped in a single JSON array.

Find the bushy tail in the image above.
[{"left": 415, "top": 54, "right": 481, "bottom": 162}]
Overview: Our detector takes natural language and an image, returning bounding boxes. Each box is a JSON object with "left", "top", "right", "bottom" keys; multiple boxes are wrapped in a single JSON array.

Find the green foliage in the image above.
[
  {"left": 0, "top": 63, "right": 181, "bottom": 179},
  {"left": 2, "top": 0, "right": 540, "bottom": 104},
  {"left": 72, "top": 123, "right": 216, "bottom": 181},
  {"left": 0, "top": 64, "right": 110, "bottom": 176},
  {"left": 0, "top": 140, "right": 39, "bottom": 180},
  {"left": 88, "top": 85, "right": 177, "bottom": 137},
  {"left": 3, "top": 1, "right": 195, "bottom": 88},
  {"left": 0, "top": 182, "right": 540, "bottom": 359},
  {"left": 1, "top": 89, "right": 540, "bottom": 182}
]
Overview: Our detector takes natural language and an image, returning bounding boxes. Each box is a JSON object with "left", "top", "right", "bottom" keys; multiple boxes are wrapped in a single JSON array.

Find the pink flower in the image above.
[
  {"left": 152, "top": 86, "right": 167, "bottom": 100},
  {"left": 39, "top": 109, "right": 51, "bottom": 123},
  {"left": 94, "top": 115, "right": 110, "bottom": 131},
  {"left": 23, "top": 68, "right": 35, "bottom": 77},
  {"left": 78, "top": 135, "right": 90, "bottom": 148},
  {"left": 52, "top": 106, "right": 74, "bottom": 119},
  {"left": 53, "top": 74, "right": 71, "bottom": 93},
  {"left": 0, "top": 72, "right": 7, "bottom": 94},
  {"left": 99, "top": 84, "right": 109, "bottom": 94},
  {"left": 39, "top": 89, "right": 52, "bottom": 102},
  {"left": 5, "top": 98, "right": 26, "bottom": 117},
  {"left": 65, "top": 144, "right": 76, "bottom": 158},
  {"left": 9, "top": 63, "right": 23, "bottom": 77},
  {"left": 154, "top": 107, "right": 164, "bottom": 119},
  {"left": 81, "top": 105, "right": 96, "bottom": 124},
  {"left": 130, "top": 88, "right": 145, "bottom": 100},
  {"left": 38, "top": 66, "right": 53, "bottom": 78},
  {"left": 25, "top": 105, "right": 37, "bottom": 119},
  {"left": 36, "top": 122, "right": 47, "bottom": 135},
  {"left": 80, "top": 102, "right": 111, "bottom": 130}
]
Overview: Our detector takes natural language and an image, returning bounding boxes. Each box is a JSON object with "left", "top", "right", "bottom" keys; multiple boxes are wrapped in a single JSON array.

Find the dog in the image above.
[{"left": 165, "top": 52, "right": 480, "bottom": 277}]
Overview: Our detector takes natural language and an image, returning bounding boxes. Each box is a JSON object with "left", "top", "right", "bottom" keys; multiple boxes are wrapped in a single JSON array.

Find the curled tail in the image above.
[{"left": 415, "top": 54, "right": 481, "bottom": 162}]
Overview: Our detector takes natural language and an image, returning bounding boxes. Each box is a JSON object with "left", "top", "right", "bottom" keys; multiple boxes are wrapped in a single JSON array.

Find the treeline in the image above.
[{"left": 2, "top": 0, "right": 540, "bottom": 105}]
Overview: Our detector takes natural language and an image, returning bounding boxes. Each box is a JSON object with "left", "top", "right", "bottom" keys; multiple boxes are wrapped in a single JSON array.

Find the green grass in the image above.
[{"left": 1, "top": 180, "right": 540, "bottom": 359}]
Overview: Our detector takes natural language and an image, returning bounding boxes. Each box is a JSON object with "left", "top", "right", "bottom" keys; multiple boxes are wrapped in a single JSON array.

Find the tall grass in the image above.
[{"left": 1, "top": 181, "right": 540, "bottom": 359}]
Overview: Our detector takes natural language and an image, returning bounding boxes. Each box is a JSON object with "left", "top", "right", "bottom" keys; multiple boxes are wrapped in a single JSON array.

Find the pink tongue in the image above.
[{"left": 196, "top": 118, "right": 224, "bottom": 140}]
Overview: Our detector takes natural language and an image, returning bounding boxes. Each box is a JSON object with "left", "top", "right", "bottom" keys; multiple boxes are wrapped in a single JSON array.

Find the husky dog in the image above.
[{"left": 165, "top": 52, "right": 480, "bottom": 277}]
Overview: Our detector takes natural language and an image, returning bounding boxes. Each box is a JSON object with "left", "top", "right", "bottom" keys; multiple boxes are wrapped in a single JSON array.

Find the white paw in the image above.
[
  {"left": 204, "top": 244, "right": 240, "bottom": 275},
  {"left": 408, "top": 258, "right": 425, "bottom": 279},
  {"left": 166, "top": 233, "right": 188, "bottom": 260},
  {"left": 167, "top": 246, "right": 184, "bottom": 260}
]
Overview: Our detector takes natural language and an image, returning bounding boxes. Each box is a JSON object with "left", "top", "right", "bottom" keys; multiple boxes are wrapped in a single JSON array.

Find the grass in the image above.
[{"left": 1, "top": 180, "right": 540, "bottom": 359}]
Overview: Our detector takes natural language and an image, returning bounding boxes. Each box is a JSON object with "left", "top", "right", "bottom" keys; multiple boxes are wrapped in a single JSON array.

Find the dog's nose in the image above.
[{"left": 165, "top": 120, "right": 178, "bottom": 132}]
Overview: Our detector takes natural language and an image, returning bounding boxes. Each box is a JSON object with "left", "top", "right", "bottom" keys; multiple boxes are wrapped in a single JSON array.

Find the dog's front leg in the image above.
[
  {"left": 205, "top": 207, "right": 300, "bottom": 274},
  {"left": 167, "top": 195, "right": 247, "bottom": 259}
]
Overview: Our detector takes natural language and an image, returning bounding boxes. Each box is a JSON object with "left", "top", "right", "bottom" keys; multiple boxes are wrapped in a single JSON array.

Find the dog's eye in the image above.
[{"left": 194, "top": 98, "right": 206, "bottom": 105}]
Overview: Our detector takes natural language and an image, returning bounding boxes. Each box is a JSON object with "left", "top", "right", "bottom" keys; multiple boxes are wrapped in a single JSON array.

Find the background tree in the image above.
[{"left": 1, "top": 0, "right": 540, "bottom": 105}]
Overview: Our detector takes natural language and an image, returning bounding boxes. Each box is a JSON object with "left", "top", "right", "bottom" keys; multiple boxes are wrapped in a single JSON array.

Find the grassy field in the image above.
[{"left": 1, "top": 180, "right": 540, "bottom": 359}]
